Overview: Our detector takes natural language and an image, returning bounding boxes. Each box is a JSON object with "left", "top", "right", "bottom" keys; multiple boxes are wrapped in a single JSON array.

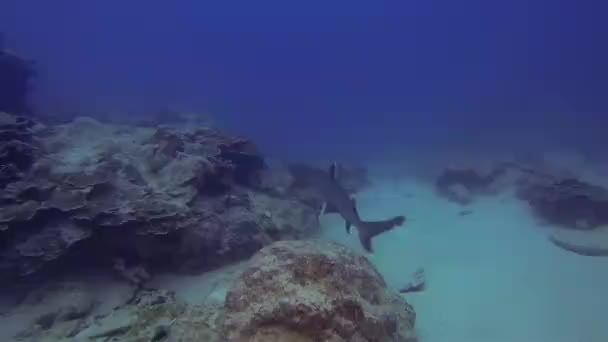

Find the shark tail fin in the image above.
[{"left": 358, "top": 216, "right": 406, "bottom": 253}]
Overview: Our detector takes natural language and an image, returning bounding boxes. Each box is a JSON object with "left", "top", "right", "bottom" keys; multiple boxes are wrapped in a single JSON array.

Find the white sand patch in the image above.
[
  {"left": 0, "top": 275, "right": 132, "bottom": 342},
  {"left": 149, "top": 261, "right": 247, "bottom": 305},
  {"left": 319, "top": 176, "right": 608, "bottom": 342}
]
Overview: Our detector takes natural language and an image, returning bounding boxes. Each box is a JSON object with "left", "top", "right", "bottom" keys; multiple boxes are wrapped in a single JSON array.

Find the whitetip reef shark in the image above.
[{"left": 310, "top": 162, "right": 406, "bottom": 253}]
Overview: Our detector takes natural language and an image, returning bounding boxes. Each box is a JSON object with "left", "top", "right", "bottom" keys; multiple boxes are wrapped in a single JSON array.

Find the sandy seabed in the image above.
[
  {"left": 320, "top": 175, "right": 608, "bottom": 342},
  {"left": 2, "top": 168, "right": 608, "bottom": 342}
]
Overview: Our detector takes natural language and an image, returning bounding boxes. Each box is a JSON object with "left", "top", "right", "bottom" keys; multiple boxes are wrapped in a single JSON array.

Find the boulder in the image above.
[
  {"left": 517, "top": 178, "right": 608, "bottom": 230},
  {"left": 223, "top": 240, "right": 417, "bottom": 342}
]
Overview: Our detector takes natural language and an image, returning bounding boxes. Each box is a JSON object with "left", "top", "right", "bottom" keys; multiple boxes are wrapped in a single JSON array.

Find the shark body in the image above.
[{"left": 294, "top": 163, "right": 406, "bottom": 253}]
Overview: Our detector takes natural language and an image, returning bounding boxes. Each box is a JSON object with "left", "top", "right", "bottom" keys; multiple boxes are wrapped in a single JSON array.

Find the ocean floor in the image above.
[
  {"left": 320, "top": 174, "right": 608, "bottom": 342},
  {"left": 2, "top": 171, "right": 608, "bottom": 341}
]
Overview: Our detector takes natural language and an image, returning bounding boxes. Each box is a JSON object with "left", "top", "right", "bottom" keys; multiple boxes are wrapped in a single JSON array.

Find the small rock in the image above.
[
  {"left": 151, "top": 318, "right": 176, "bottom": 341},
  {"left": 34, "top": 312, "right": 57, "bottom": 330},
  {"left": 399, "top": 268, "right": 426, "bottom": 294},
  {"left": 458, "top": 209, "right": 473, "bottom": 216}
]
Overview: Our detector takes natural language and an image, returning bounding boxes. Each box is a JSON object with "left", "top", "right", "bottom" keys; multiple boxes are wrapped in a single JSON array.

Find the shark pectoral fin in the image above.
[{"left": 345, "top": 220, "right": 352, "bottom": 234}]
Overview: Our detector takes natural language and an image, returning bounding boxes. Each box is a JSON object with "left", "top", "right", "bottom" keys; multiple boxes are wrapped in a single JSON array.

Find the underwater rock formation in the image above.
[
  {"left": 435, "top": 166, "right": 508, "bottom": 204},
  {"left": 0, "top": 112, "right": 44, "bottom": 188},
  {"left": 222, "top": 240, "right": 417, "bottom": 342},
  {"left": 10, "top": 241, "right": 416, "bottom": 341},
  {"left": 12, "top": 286, "right": 223, "bottom": 342},
  {"left": 517, "top": 178, "right": 608, "bottom": 230},
  {"left": 0, "top": 114, "right": 320, "bottom": 281},
  {"left": 435, "top": 161, "right": 608, "bottom": 231}
]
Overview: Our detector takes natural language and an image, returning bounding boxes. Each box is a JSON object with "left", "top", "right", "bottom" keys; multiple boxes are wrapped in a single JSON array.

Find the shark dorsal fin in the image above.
[{"left": 329, "top": 162, "right": 339, "bottom": 181}]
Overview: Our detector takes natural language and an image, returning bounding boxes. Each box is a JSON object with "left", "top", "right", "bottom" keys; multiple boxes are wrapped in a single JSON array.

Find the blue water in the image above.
[
  {"left": 2, "top": 2, "right": 608, "bottom": 340},
  {"left": 2, "top": 0, "right": 608, "bottom": 161}
]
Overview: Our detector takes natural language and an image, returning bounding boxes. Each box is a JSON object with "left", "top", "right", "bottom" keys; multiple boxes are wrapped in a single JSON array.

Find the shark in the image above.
[{"left": 290, "top": 162, "right": 406, "bottom": 253}]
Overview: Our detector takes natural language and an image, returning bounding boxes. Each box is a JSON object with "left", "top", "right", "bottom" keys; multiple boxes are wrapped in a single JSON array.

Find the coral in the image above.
[
  {"left": 0, "top": 114, "right": 319, "bottom": 281},
  {"left": 222, "top": 240, "right": 417, "bottom": 342}
]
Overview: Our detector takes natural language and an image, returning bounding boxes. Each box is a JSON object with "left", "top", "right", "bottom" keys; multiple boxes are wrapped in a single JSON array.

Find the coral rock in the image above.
[
  {"left": 223, "top": 240, "right": 417, "bottom": 342},
  {"left": 0, "top": 116, "right": 319, "bottom": 281}
]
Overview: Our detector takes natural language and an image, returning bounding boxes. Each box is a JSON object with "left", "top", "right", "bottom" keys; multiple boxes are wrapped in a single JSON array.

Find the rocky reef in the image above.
[
  {"left": 517, "top": 177, "right": 608, "bottom": 230},
  {"left": 223, "top": 240, "right": 417, "bottom": 342},
  {"left": 5, "top": 240, "right": 416, "bottom": 342},
  {"left": 433, "top": 159, "right": 608, "bottom": 256},
  {"left": 435, "top": 165, "right": 509, "bottom": 205},
  {"left": 0, "top": 111, "right": 409, "bottom": 341},
  {"left": 515, "top": 171, "right": 608, "bottom": 256},
  {"left": 434, "top": 160, "right": 608, "bottom": 231},
  {"left": 0, "top": 113, "right": 323, "bottom": 283}
]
